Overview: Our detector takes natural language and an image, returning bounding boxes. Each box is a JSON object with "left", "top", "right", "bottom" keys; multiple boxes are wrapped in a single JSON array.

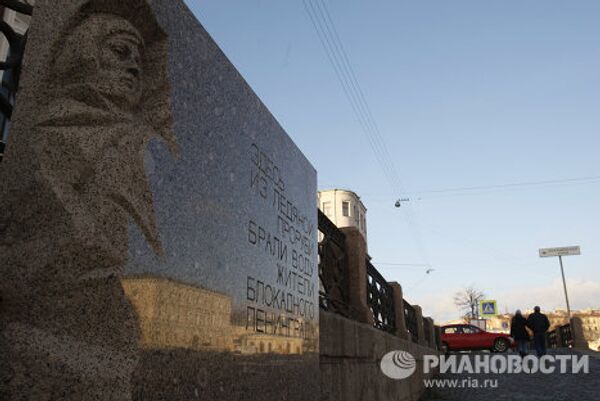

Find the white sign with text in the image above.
[{"left": 539, "top": 246, "right": 581, "bottom": 258}]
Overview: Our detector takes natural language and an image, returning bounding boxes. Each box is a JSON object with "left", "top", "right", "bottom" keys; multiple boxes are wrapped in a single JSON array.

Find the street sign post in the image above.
[
  {"left": 479, "top": 300, "right": 498, "bottom": 317},
  {"left": 539, "top": 246, "right": 580, "bottom": 318},
  {"left": 539, "top": 246, "right": 580, "bottom": 258}
]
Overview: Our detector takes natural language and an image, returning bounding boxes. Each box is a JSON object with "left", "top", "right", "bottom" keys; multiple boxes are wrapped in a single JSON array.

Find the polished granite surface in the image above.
[{"left": 0, "top": 1, "right": 318, "bottom": 400}]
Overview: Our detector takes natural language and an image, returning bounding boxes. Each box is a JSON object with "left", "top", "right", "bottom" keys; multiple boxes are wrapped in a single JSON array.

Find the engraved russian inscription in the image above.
[
  {"left": 246, "top": 143, "right": 317, "bottom": 346},
  {"left": 1, "top": 0, "right": 320, "bottom": 399}
]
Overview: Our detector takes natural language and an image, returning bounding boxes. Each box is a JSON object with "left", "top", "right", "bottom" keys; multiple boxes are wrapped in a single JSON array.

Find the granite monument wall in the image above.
[{"left": 0, "top": 1, "right": 318, "bottom": 400}]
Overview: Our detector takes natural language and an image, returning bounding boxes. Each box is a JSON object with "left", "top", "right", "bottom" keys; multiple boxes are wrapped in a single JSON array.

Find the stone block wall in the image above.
[{"left": 320, "top": 311, "right": 439, "bottom": 401}]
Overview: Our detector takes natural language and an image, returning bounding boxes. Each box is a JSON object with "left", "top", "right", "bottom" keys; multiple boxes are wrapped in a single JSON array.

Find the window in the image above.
[
  {"left": 354, "top": 205, "right": 359, "bottom": 223},
  {"left": 322, "top": 201, "right": 332, "bottom": 217},
  {"left": 462, "top": 326, "right": 481, "bottom": 334},
  {"left": 443, "top": 327, "right": 458, "bottom": 334},
  {"left": 342, "top": 201, "right": 350, "bottom": 217}
]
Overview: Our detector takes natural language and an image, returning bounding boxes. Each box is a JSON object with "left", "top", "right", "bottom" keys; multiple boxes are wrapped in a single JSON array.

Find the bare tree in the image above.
[{"left": 454, "top": 286, "right": 485, "bottom": 319}]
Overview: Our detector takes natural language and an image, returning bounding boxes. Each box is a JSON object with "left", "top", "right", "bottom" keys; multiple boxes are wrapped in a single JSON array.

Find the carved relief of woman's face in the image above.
[
  {"left": 96, "top": 27, "right": 144, "bottom": 110},
  {"left": 48, "top": 14, "right": 159, "bottom": 119}
]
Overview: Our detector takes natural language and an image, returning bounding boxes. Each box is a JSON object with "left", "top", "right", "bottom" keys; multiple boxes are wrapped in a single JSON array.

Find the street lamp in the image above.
[{"left": 394, "top": 198, "right": 410, "bottom": 208}]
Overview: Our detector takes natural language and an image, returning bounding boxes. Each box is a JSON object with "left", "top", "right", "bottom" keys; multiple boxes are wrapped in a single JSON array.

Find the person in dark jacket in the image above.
[
  {"left": 526, "top": 306, "right": 551, "bottom": 356},
  {"left": 510, "top": 310, "right": 529, "bottom": 357}
]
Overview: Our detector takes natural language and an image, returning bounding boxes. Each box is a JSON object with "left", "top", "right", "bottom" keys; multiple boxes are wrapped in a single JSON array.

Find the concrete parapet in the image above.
[
  {"left": 321, "top": 311, "right": 440, "bottom": 401},
  {"left": 571, "top": 317, "right": 590, "bottom": 349},
  {"left": 389, "top": 282, "right": 409, "bottom": 340},
  {"left": 423, "top": 317, "right": 436, "bottom": 349},
  {"left": 340, "top": 227, "right": 374, "bottom": 325}
]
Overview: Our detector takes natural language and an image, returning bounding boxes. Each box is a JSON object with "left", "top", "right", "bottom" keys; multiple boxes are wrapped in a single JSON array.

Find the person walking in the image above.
[
  {"left": 510, "top": 310, "right": 529, "bottom": 357},
  {"left": 526, "top": 306, "right": 551, "bottom": 357}
]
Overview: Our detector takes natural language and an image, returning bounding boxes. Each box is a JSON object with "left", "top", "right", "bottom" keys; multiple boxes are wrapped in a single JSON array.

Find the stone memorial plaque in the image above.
[{"left": 0, "top": 1, "right": 319, "bottom": 400}]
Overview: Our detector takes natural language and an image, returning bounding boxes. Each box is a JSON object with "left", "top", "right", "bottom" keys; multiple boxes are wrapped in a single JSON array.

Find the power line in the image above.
[
  {"left": 303, "top": 0, "right": 432, "bottom": 267},
  {"left": 303, "top": 0, "right": 398, "bottom": 193},
  {"left": 360, "top": 174, "right": 600, "bottom": 203},
  {"left": 373, "top": 262, "right": 431, "bottom": 267},
  {"left": 409, "top": 175, "right": 600, "bottom": 196},
  {"left": 313, "top": 1, "right": 399, "bottom": 185}
]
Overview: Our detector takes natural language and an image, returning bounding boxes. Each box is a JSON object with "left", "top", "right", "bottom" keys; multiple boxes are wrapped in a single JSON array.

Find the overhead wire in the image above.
[
  {"left": 313, "top": 0, "right": 397, "bottom": 183},
  {"left": 359, "top": 174, "right": 600, "bottom": 203},
  {"left": 314, "top": 0, "right": 432, "bottom": 264},
  {"left": 303, "top": 0, "right": 398, "bottom": 195},
  {"left": 408, "top": 175, "right": 600, "bottom": 198},
  {"left": 373, "top": 262, "right": 431, "bottom": 267},
  {"left": 303, "top": 0, "right": 432, "bottom": 267}
]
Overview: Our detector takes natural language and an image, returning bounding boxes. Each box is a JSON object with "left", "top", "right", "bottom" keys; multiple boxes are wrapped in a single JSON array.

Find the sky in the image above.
[{"left": 183, "top": 0, "right": 600, "bottom": 322}]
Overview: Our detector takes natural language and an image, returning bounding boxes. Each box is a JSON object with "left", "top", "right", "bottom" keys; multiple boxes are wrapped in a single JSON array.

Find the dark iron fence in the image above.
[
  {"left": 547, "top": 323, "right": 573, "bottom": 349},
  {"left": 404, "top": 300, "right": 419, "bottom": 342},
  {"left": 318, "top": 210, "right": 351, "bottom": 317},
  {"left": 547, "top": 330, "right": 558, "bottom": 348},
  {"left": 559, "top": 324, "right": 573, "bottom": 348},
  {"left": 0, "top": 0, "right": 33, "bottom": 161},
  {"left": 318, "top": 209, "right": 430, "bottom": 343},
  {"left": 366, "top": 259, "right": 395, "bottom": 333}
]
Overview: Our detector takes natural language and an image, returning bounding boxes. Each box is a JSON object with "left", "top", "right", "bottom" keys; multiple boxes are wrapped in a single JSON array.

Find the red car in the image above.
[{"left": 441, "top": 324, "right": 515, "bottom": 353}]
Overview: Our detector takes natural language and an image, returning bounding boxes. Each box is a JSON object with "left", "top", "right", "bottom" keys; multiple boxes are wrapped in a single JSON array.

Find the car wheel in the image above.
[{"left": 493, "top": 338, "right": 509, "bottom": 353}]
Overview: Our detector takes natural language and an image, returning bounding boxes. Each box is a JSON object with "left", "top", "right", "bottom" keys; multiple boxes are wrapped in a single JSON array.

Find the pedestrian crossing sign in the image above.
[{"left": 479, "top": 300, "right": 497, "bottom": 317}]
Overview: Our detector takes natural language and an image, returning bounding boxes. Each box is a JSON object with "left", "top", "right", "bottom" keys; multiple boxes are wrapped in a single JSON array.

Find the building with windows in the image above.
[
  {"left": 317, "top": 189, "right": 367, "bottom": 245},
  {"left": 122, "top": 277, "right": 306, "bottom": 355}
]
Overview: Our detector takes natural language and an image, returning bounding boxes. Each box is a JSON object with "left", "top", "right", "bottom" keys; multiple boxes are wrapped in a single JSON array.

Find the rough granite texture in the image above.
[
  {"left": 320, "top": 311, "right": 439, "bottom": 401},
  {"left": 0, "top": 1, "right": 319, "bottom": 400}
]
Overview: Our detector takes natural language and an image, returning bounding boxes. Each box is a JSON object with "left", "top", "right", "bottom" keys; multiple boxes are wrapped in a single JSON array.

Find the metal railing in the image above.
[
  {"left": 0, "top": 0, "right": 33, "bottom": 161},
  {"left": 366, "top": 259, "right": 395, "bottom": 333},
  {"left": 318, "top": 209, "right": 431, "bottom": 342},
  {"left": 318, "top": 210, "right": 351, "bottom": 317},
  {"left": 547, "top": 330, "right": 558, "bottom": 348},
  {"left": 547, "top": 323, "right": 573, "bottom": 349},
  {"left": 559, "top": 324, "right": 573, "bottom": 348},
  {"left": 404, "top": 300, "right": 419, "bottom": 342}
]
